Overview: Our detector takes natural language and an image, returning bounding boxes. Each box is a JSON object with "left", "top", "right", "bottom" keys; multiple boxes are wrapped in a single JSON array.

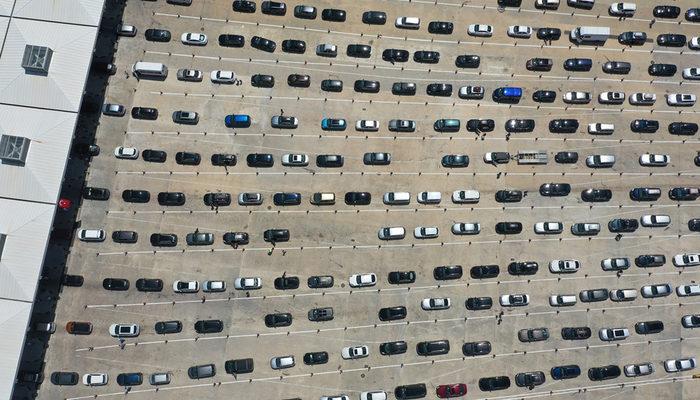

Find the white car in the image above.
[
  {"left": 588, "top": 123, "right": 614, "bottom": 134},
  {"left": 641, "top": 283, "right": 672, "bottom": 298},
  {"left": 549, "top": 294, "right": 577, "bottom": 307},
  {"left": 321, "top": 396, "right": 349, "bottom": 400},
  {"left": 360, "top": 391, "right": 387, "bottom": 400},
  {"left": 549, "top": 260, "right": 580, "bottom": 273},
  {"left": 682, "top": 68, "right": 700, "bottom": 80},
  {"left": 507, "top": 25, "right": 532, "bottom": 38},
  {"left": 609, "top": 288, "right": 637, "bottom": 302},
  {"left": 210, "top": 70, "right": 235, "bottom": 84},
  {"left": 599, "top": 91, "right": 625, "bottom": 104},
  {"left": 349, "top": 273, "right": 377, "bottom": 287},
  {"left": 414, "top": 226, "right": 439, "bottom": 239},
  {"left": 601, "top": 257, "right": 630, "bottom": 271},
  {"left": 421, "top": 298, "right": 451, "bottom": 310},
  {"left": 82, "top": 373, "right": 108, "bottom": 386},
  {"left": 571, "top": 222, "right": 601, "bottom": 235},
  {"left": 664, "top": 357, "right": 697, "bottom": 372},
  {"left": 609, "top": 2, "right": 636, "bottom": 16},
  {"left": 177, "top": 68, "right": 203, "bottom": 82},
  {"left": 234, "top": 277, "right": 262, "bottom": 290},
  {"left": 624, "top": 363, "right": 654, "bottom": 377},
  {"left": 452, "top": 222, "right": 480, "bottom": 235},
  {"left": 395, "top": 17, "right": 420, "bottom": 29},
  {"left": 534, "top": 222, "right": 563, "bottom": 234},
  {"left": 173, "top": 280, "right": 199, "bottom": 293},
  {"left": 271, "top": 115, "right": 299, "bottom": 128},
  {"left": 452, "top": 190, "right": 480, "bottom": 203},
  {"left": 378, "top": 226, "right": 406, "bottom": 240},
  {"left": 341, "top": 345, "right": 369, "bottom": 359},
  {"left": 629, "top": 92, "right": 656, "bottom": 105},
  {"left": 114, "top": 146, "right": 138, "bottom": 159},
  {"left": 536, "top": 0, "right": 559, "bottom": 9},
  {"left": 203, "top": 280, "right": 226, "bottom": 292},
  {"left": 667, "top": 93, "right": 696, "bottom": 106},
  {"left": 417, "top": 191, "right": 441, "bottom": 204},
  {"left": 677, "top": 284, "right": 700, "bottom": 297},
  {"left": 468, "top": 24, "right": 492, "bottom": 37},
  {"left": 682, "top": 314, "right": 700, "bottom": 328},
  {"left": 181, "top": 32, "right": 207, "bottom": 45},
  {"left": 500, "top": 294, "right": 529, "bottom": 306},
  {"left": 281, "top": 153, "right": 309, "bottom": 166},
  {"left": 270, "top": 355, "right": 295, "bottom": 369},
  {"left": 639, "top": 154, "right": 669, "bottom": 166},
  {"left": 599, "top": 327, "right": 629, "bottom": 341},
  {"left": 674, "top": 253, "right": 700, "bottom": 267},
  {"left": 640, "top": 214, "right": 670, "bottom": 227},
  {"left": 586, "top": 154, "right": 615, "bottom": 168},
  {"left": 77, "top": 229, "right": 105, "bottom": 242},
  {"left": 356, "top": 120, "right": 379, "bottom": 131},
  {"left": 563, "top": 91, "right": 591, "bottom": 104},
  {"left": 690, "top": 37, "right": 700, "bottom": 50},
  {"left": 108, "top": 323, "right": 140, "bottom": 338}
]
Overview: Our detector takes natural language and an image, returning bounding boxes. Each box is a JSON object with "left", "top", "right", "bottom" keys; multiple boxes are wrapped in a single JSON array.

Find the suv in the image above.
[
  {"left": 112, "top": 230, "right": 138, "bottom": 243},
  {"left": 391, "top": 82, "right": 416, "bottom": 96},
  {"left": 309, "top": 307, "right": 334, "bottom": 321},
  {"left": 225, "top": 358, "right": 254, "bottom": 374},
  {"left": 378, "top": 306, "right": 407, "bottom": 321},
  {"left": 204, "top": 192, "right": 231, "bottom": 207}
]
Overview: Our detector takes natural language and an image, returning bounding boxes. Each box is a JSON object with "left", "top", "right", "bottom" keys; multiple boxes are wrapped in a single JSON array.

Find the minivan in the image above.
[
  {"left": 132, "top": 62, "right": 168, "bottom": 79},
  {"left": 311, "top": 192, "right": 335, "bottom": 205},
  {"left": 225, "top": 114, "right": 252, "bottom": 128},
  {"left": 433, "top": 119, "right": 460, "bottom": 132},
  {"left": 383, "top": 192, "right": 410, "bottom": 205},
  {"left": 395, "top": 17, "right": 420, "bottom": 29},
  {"left": 78, "top": 229, "right": 105, "bottom": 242},
  {"left": 493, "top": 87, "right": 522, "bottom": 103}
]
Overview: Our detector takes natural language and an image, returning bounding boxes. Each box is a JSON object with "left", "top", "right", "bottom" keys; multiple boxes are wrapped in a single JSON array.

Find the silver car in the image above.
[
  {"left": 176, "top": 68, "right": 203, "bottom": 82},
  {"left": 102, "top": 103, "right": 125, "bottom": 116},
  {"left": 238, "top": 192, "right": 263, "bottom": 205}
]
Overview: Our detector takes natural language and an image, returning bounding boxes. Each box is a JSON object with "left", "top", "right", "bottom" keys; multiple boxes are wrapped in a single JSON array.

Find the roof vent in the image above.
[
  {"left": 21, "top": 45, "right": 53, "bottom": 75},
  {"left": 0, "top": 135, "right": 31, "bottom": 165}
]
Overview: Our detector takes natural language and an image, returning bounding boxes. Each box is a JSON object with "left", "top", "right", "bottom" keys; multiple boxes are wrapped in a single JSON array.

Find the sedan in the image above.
[
  {"left": 264, "top": 313, "right": 292, "bottom": 328},
  {"left": 683, "top": 68, "right": 700, "bottom": 80},
  {"left": 624, "top": 363, "right": 654, "bottom": 377},
  {"left": 674, "top": 253, "right": 700, "bottom": 267},
  {"left": 608, "top": 218, "right": 638, "bottom": 232},
  {"left": 599, "top": 328, "right": 629, "bottom": 341},
  {"left": 648, "top": 63, "right": 677, "bottom": 76},
  {"left": 341, "top": 345, "right": 369, "bottom": 360},
  {"left": 416, "top": 340, "right": 450, "bottom": 356},
  {"left": 540, "top": 183, "right": 571, "bottom": 196},
  {"left": 108, "top": 324, "right": 140, "bottom": 338},
  {"left": 563, "top": 91, "right": 591, "bottom": 104},
  {"left": 422, "top": 298, "right": 451, "bottom": 310},
  {"left": 515, "top": 371, "right": 545, "bottom": 388},
  {"left": 478, "top": 376, "right": 510, "bottom": 392},
  {"left": 452, "top": 223, "right": 480, "bottom": 235},
  {"left": 468, "top": 24, "right": 492, "bottom": 37},
  {"left": 303, "top": 352, "right": 329, "bottom": 365},
  {"left": 588, "top": 365, "right": 621, "bottom": 381},
  {"left": 561, "top": 326, "right": 592, "bottom": 340},
  {"left": 413, "top": 50, "right": 440, "bottom": 63},
  {"left": 500, "top": 294, "right": 529, "bottom": 306},
  {"left": 434, "top": 265, "right": 463, "bottom": 280},
  {"left": 281, "top": 153, "right": 308, "bottom": 166},
  {"left": 270, "top": 356, "right": 295, "bottom": 369},
  {"left": 210, "top": 70, "right": 235, "bottom": 84},
  {"left": 508, "top": 25, "right": 532, "bottom": 38},
  {"left": 181, "top": 32, "right": 207, "bottom": 45},
  {"left": 173, "top": 280, "right": 198, "bottom": 293},
  {"left": 442, "top": 155, "right": 469, "bottom": 168},
  {"left": 436, "top": 383, "right": 467, "bottom": 398},
  {"left": 102, "top": 103, "right": 125, "bottom": 116},
  {"left": 599, "top": 91, "right": 625, "bottom": 104},
  {"left": 82, "top": 373, "right": 108, "bottom": 386},
  {"left": 534, "top": 222, "right": 563, "bottom": 234},
  {"left": 288, "top": 74, "right": 310, "bottom": 87},
  {"left": 271, "top": 116, "right": 299, "bottom": 129},
  {"left": 234, "top": 277, "right": 262, "bottom": 290},
  {"left": 664, "top": 358, "right": 697, "bottom": 372},
  {"left": 251, "top": 36, "right": 276, "bottom": 52},
  {"left": 354, "top": 80, "right": 380, "bottom": 93},
  {"left": 657, "top": 34, "right": 686, "bottom": 47},
  {"left": 378, "top": 306, "right": 406, "bottom": 321},
  {"left": 349, "top": 273, "right": 377, "bottom": 287},
  {"left": 380, "top": 341, "right": 408, "bottom": 355},
  {"left": 667, "top": 93, "right": 696, "bottom": 106},
  {"left": 177, "top": 68, "right": 203, "bottom": 82},
  {"left": 158, "top": 192, "right": 185, "bottom": 206},
  {"left": 363, "top": 152, "right": 391, "bottom": 165},
  {"left": 603, "top": 61, "right": 631, "bottom": 74},
  {"left": 581, "top": 188, "right": 612, "bottom": 202},
  {"left": 549, "top": 260, "right": 580, "bottom": 273},
  {"left": 114, "top": 146, "right": 138, "bottom": 159},
  {"left": 356, "top": 120, "right": 379, "bottom": 132},
  {"left": 682, "top": 314, "right": 700, "bottom": 328},
  {"left": 414, "top": 227, "right": 438, "bottom": 239},
  {"left": 677, "top": 284, "right": 700, "bottom": 297},
  {"left": 462, "top": 341, "right": 491, "bottom": 356}
]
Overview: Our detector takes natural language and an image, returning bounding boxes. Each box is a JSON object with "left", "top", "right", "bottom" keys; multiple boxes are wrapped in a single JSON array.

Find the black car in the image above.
[
  {"left": 362, "top": 11, "right": 387, "bottom": 25},
  {"left": 670, "top": 187, "right": 700, "bottom": 200},
  {"left": 157, "top": 192, "right": 185, "bottom": 206},
  {"left": 657, "top": 33, "right": 686, "bottom": 47},
  {"left": 203, "top": 192, "right": 231, "bottom": 207},
  {"left": 563, "top": 58, "right": 592, "bottom": 71},
  {"left": 630, "top": 187, "right": 661, "bottom": 201},
  {"left": 455, "top": 54, "right": 480, "bottom": 68},
  {"left": 380, "top": 341, "right": 408, "bottom": 355},
  {"left": 540, "top": 183, "right": 571, "bottom": 196},
  {"left": 261, "top": 0, "right": 286, "bottom": 15},
  {"left": 635, "top": 320, "right": 664, "bottom": 334},
  {"left": 308, "top": 275, "right": 334, "bottom": 288},
  {"left": 142, "top": 149, "right": 167, "bottom": 163},
  {"left": 251, "top": 36, "right": 276, "bottom": 52},
  {"left": 144, "top": 28, "right": 171, "bottom": 42},
  {"left": 62, "top": 274, "right": 84, "bottom": 287},
  {"left": 603, "top": 61, "right": 632, "bottom": 74},
  {"left": 588, "top": 365, "right": 621, "bottom": 381},
  {"left": 526, "top": 57, "right": 553, "bottom": 71},
  {"left": 308, "top": 307, "right": 333, "bottom": 322},
  {"left": 247, "top": 153, "right": 274, "bottom": 167},
  {"left": 347, "top": 44, "right": 371, "bottom": 58},
  {"left": 218, "top": 34, "right": 244, "bottom": 47},
  {"left": 687, "top": 8, "right": 700, "bottom": 21},
  {"left": 465, "top": 297, "right": 493, "bottom": 310},
  {"left": 653, "top": 5, "right": 680, "bottom": 18},
  {"left": 426, "top": 83, "right": 452, "bottom": 96},
  {"left": 689, "top": 218, "right": 700, "bottom": 232},
  {"left": 293, "top": 5, "right": 316, "bottom": 19},
  {"left": 555, "top": 151, "right": 579, "bottom": 164},
  {"left": 561, "top": 326, "right": 591, "bottom": 340},
  {"left": 225, "top": 358, "right": 254, "bottom": 374},
  {"left": 669, "top": 122, "right": 698, "bottom": 135},
  {"left": 608, "top": 218, "right": 639, "bottom": 232},
  {"left": 263, "top": 228, "right": 289, "bottom": 242},
  {"left": 428, "top": 21, "right": 453, "bottom": 34},
  {"left": 390, "top": 82, "right": 416, "bottom": 96},
  {"left": 112, "top": 230, "right": 138, "bottom": 244},
  {"left": 440, "top": 120, "right": 477, "bottom": 137},
  {"left": 303, "top": 352, "right": 328, "bottom": 365},
  {"left": 150, "top": 233, "right": 178, "bottom": 247},
  {"left": 515, "top": 371, "right": 545, "bottom": 388},
  {"left": 433, "top": 265, "right": 463, "bottom": 280},
  {"left": 354, "top": 79, "right": 380, "bottom": 93},
  {"left": 223, "top": 232, "right": 249, "bottom": 246},
  {"left": 264, "top": 313, "right": 292, "bottom": 327},
  {"left": 287, "top": 73, "right": 310, "bottom": 87},
  {"left": 631, "top": 119, "right": 659, "bottom": 133},
  {"left": 388, "top": 271, "right": 416, "bottom": 284},
  {"left": 635, "top": 254, "right": 666, "bottom": 268},
  {"left": 505, "top": 119, "right": 535, "bottom": 133},
  {"left": 73, "top": 142, "right": 100, "bottom": 158},
  {"left": 50, "top": 372, "right": 79, "bottom": 386},
  {"left": 648, "top": 63, "right": 677, "bottom": 76},
  {"left": 379, "top": 306, "right": 407, "bottom": 321},
  {"left": 416, "top": 340, "right": 450, "bottom": 356},
  {"left": 321, "top": 8, "right": 346, "bottom": 21},
  {"left": 537, "top": 27, "right": 561, "bottom": 41},
  {"left": 413, "top": 50, "right": 440, "bottom": 64},
  {"left": 175, "top": 151, "right": 201, "bottom": 165},
  {"left": 273, "top": 192, "right": 301, "bottom": 206},
  {"left": 462, "top": 341, "right": 491, "bottom": 356},
  {"left": 194, "top": 319, "right": 223, "bottom": 334},
  {"left": 618, "top": 31, "right": 647, "bottom": 45},
  {"left": 211, "top": 153, "right": 236, "bottom": 166},
  {"left": 282, "top": 39, "right": 306, "bottom": 53},
  {"left": 232, "top": 0, "right": 256, "bottom": 12},
  {"left": 533, "top": 90, "right": 556, "bottom": 103},
  {"left": 274, "top": 276, "right": 300, "bottom": 290},
  {"left": 316, "top": 154, "right": 343, "bottom": 168},
  {"left": 136, "top": 278, "right": 163, "bottom": 292},
  {"left": 117, "top": 373, "right": 143, "bottom": 387},
  {"left": 395, "top": 384, "right": 427, "bottom": 400},
  {"left": 382, "top": 49, "right": 409, "bottom": 63},
  {"left": 345, "top": 192, "right": 371, "bottom": 205},
  {"left": 581, "top": 188, "right": 612, "bottom": 202},
  {"left": 188, "top": 364, "right": 215, "bottom": 379},
  {"left": 131, "top": 107, "right": 158, "bottom": 120},
  {"left": 321, "top": 79, "right": 343, "bottom": 92},
  {"left": 251, "top": 74, "right": 274, "bottom": 88},
  {"left": 495, "top": 221, "right": 522, "bottom": 234},
  {"left": 495, "top": 190, "right": 523, "bottom": 203},
  {"left": 549, "top": 119, "right": 579, "bottom": 133},
  {"left": 122, "top": 189, "right": 150, "bottom": 203},
  {"left": 479, "top": 376, "right": 511, "bottom": 391},
  {"left": 83, "top": 186, "right": 110, "bottom": 200},
  {"left": 103, "top": 278, "right": 129, "bottom": 291},
  {"left": 470, "top": 265, "right": 499, "bottom": 279},
  {"left": 441, "top": 154, "right": 469, "bottom": 168},
  {"left": 155, "top": 320, "right": 182, "bottom": 334},
  {"left": 508, "top": 261, "right": 538, "bottom": 275}
]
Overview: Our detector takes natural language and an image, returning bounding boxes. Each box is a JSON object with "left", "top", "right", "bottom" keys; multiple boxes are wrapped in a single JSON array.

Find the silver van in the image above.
[{"left": 132, "top": 62, "right": 168, "bottom": 79}]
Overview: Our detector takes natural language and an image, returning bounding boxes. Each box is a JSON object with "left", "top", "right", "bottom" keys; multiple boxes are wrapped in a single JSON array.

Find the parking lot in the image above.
[{"left": 39, "top": 0, "right": 700, "bottom": 399}]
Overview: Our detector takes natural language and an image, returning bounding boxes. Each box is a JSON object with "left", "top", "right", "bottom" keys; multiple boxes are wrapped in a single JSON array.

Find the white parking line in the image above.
[{"left": 115, "top": 170, "right": 700, "bottom": 177}]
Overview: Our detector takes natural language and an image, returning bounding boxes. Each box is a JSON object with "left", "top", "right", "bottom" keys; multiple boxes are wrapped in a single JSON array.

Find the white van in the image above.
[
  {"left": 311, "top": 192, "right": 335, "bottom": 205},
  {"left": 588, "top": 123, "right": 615, "bottom": 135},
  {"left": 395, "top": 17, "right": 420, "bottom": 29},
  {"left": 378, "top": 226, "right": 406, "bottom": 240},
  {"left": 417, "top": 191, "right": 441, "bottom": 204},
  {"left": 609, "top": 2, "right": 636, "bottom": 16},
  {"left": 383, "top": 192, "right": 410, "bottom": 205},
  {"left": 78, "top": 229, "right": 106, "bottom": 242},
  {"left": 132, "top": 62, "right": 168, "bottom": 79},
  {"left": 586, "top": 154, "right": 615, "bottom": 168}
]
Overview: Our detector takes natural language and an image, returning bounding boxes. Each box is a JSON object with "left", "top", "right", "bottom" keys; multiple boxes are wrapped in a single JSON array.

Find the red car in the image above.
[{"left": 436, "top": 383, "right": 467, "bottom": 398}]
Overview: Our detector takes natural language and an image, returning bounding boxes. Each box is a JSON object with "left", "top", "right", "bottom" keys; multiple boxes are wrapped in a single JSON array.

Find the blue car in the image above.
[
  {"left": 551, "top": 365, "right": 581, "bottom": 380},
  {"left": 117, "top": 372, "right": 143, "bottom": 386},
  {"left": 321, "top": 118, "right": 347, "bottom": 131},
  {"left": 224, "top": 114, "right": 251, "bottom": 128}
]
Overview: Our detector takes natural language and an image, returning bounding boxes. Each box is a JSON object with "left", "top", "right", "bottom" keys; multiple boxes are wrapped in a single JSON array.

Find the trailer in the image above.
[{"left": 517, "top": 150, "right": 548, "bottom": 165}]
